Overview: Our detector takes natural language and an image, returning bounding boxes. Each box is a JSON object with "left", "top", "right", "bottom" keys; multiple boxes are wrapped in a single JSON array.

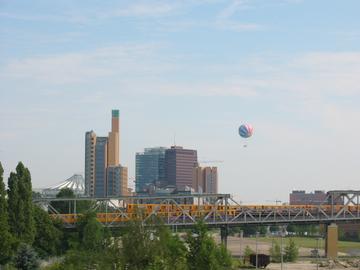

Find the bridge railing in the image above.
[{"left": 33, "top": 191, "right": 360, "bottom": 228}]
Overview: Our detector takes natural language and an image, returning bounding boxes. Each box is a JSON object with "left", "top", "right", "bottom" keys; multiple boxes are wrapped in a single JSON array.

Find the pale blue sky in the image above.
[{"left": 1, "top": 0, "right": 360, "bottom": 203}]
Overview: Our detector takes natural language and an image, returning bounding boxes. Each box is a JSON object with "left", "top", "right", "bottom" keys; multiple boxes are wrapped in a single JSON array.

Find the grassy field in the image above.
[{"left": 257, "top": 236, "right": 360, "bottom": 253}]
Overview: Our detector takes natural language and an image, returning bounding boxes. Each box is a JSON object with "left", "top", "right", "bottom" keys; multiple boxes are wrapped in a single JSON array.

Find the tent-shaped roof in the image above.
[{"left": 43, "top": 174, "right": 85, "bottom": 195}]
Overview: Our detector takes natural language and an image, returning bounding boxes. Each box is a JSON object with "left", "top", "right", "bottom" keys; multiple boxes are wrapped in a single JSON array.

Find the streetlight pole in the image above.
[
  {"left": 239, "top": 230, "right": 243, "bottom": 261},
  {"left": 256, "top": 231, "right": 259, "bottom": 269},
  {"left": 316, "top": 237, "right": 320, "bottom": 270},
  {"left": 280, "top": 231, "right": 284, "bottom": 270}
]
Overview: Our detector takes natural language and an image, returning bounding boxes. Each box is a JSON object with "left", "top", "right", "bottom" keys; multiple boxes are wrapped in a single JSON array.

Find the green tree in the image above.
[
  {"left": 121, "top": 215, "right": 188, "bottom": 270},
  {"left": 32, "top": 191, "right": 42, "bottom": 199},
  {"left": 81, "top": 212, "right": 105, "bottom": 251},
  {"left": 241, "top": 224, "right": 257, "bottom": 236},
  {"left": 121, "top": 219, "right": 158, "bottom": 269},
  {"left": 7, "top": 172, "right": 20, "bottom": 238},
  {"left": 51, "top": 188, "right": 93, "bottom": 214},
  {"left": 228, "top": 226, "right": 241, "bottom": 236},
  {"left": 8, "top": 163, "right": 35, "bottom": 244},
  {"left": 186, "top": 221, "right": 231, "bottom": 270},
  {"left": 284, "top": 238, "right": 298, "bottom": 262},
  {"left": 270, "top": 225, "right": 280, "bottom": 233},
  {"left": 258, "top": 226, "right": 267, "bottom": 235},
  {"left": 269, "top": 240, "right": 281, "bottom": 262},
  {"left": 33, "top": 206, "right": 62, "bottom": 258},
  {"left": 17, "top": 162, "right": 36, "bottom": 244},
  {"left": 54, "top": 211, "right": 118, "bottom": 269},
  {"left": 14, "top": 243, "right": 39, "bottom": 270},
  {"left": 153, "top": 225, "right": 188, "bottom": 270},
  {"left": 51, "top": 188, "right": 75, "bottom": 214},
  {"left": 214, "top": 244, "right": 233, "bottom": 269},
  {"left": 60, "top": 249, "right": 117, "bottom": 270},
  {"left": 338, "top": 227, "right": 346, "bottom": 241},
  {"left": 243, "top": 245, "right": 254, "bottom": 264},
  {"left": 0, "top": 162, "right": 13, "bottom": 266},
  {"left": 286, "top": 224, "right": 296, "bottom": 234}
]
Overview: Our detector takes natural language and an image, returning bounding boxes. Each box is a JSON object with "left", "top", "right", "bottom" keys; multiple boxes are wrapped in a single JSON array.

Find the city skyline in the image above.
[{"left": 1, "top": 0, "right": 360, "bottom": 203}]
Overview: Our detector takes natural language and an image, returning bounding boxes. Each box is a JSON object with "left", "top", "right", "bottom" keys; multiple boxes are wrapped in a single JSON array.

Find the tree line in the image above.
[
  {"left": 0, "top": 162, "right": 64, "bottom": 269},
  {"left": 0, "top": 162, "right": 234, "bottom": 270}
]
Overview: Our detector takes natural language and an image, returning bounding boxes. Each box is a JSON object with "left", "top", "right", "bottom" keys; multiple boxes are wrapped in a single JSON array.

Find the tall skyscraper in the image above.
[
  {"left": 94, "top": 137, "right": 108, "bottom": 197},
  {"left": 165, "top": 146, "right": 197, "bottom": 189},
  {"left": 135, "top": 147, "right": 166, "bottom": 192},
  {"left": 84, "top": 110, "right": 128, "bottom": 197},
  {"left": 192, "top": 166, "right": 218, "bottom": 194},
  {"left": 85, "top": 131, "right": 96, "bottom": 196},
  {"left": 108, "top": 110, "right": 120, "bottom": 166},
  {"left": 192, "top": 165, "right": 203, "bottom": 192},
  {"left": 203, "top": 167, "right": 218, "bottom": 193}
]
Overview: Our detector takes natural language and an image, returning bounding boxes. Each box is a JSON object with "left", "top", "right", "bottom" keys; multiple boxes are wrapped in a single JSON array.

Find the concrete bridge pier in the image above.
[
  {"left": 220, "top": 226, "right": 228, "bottom": 249},
  {"left": 325, "top": 223, "right": 338, "bottom": 259}
]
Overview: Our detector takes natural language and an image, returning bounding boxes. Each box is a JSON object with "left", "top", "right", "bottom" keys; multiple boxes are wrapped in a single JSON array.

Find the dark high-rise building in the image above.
[
  {"left": 94, "top": 137, "right": 108, "bottom": 197},
  {"left": 135, "top": 147, "right": 166, "bottom": 193},
  {"left": 85, "top": 130, "right": 96, "bottom": 196},
  {"left": 165, "top": 146, "right": 197, "bottom": 189}
]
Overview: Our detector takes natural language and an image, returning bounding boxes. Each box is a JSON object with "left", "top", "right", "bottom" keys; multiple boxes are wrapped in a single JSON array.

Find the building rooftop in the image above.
[{"left": 42, "top": 174, "right": 85, "bottom": 196}]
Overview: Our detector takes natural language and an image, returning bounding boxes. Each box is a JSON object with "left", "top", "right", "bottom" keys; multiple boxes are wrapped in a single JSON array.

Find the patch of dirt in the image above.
[
  {"left": 213, "top": 235, "right": 349, "bottom": 257},
  {"left": 213, "top": 235, "right": 325, "bottom": 257}
]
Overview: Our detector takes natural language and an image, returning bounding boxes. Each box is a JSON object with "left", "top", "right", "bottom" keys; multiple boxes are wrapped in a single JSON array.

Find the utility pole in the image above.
[
  {"left": 280, "top": 230, "right": 284, "bottom": 270},
  {"left": 239, "top": 230, "right": 243, "bottom": 261},
  {"left": 255, "top": 231, "right": 259, "bottom": 269},
  {"left": 316, "top": 237, "right": 320, "bottom": 270}
]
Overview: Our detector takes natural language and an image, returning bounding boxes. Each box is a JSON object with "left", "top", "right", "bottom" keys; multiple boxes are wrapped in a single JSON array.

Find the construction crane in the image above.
[
  {"left": 199, "top": 160, "right": 224, "bottom": 164},
  {"left": 266, "top": 200, "right": 282, "bottom": 205}
]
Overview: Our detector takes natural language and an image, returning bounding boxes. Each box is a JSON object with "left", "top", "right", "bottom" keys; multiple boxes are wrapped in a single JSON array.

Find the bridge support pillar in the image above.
[
  {"left": 220, "top": 226, "right": 228, "bottom": 249},
  {"left": 325, "top": 223, "right": 338, "bottom": 259}
]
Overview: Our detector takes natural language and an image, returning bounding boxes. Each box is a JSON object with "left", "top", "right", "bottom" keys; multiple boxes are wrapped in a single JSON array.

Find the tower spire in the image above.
[{"left": 108, "top": 109, "right": 120, "bottom": 166}]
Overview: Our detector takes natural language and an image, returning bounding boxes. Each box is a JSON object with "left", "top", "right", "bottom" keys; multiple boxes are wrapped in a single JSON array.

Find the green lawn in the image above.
[{"left": 257, "top": 236, "right": 360, "bottom": 253}]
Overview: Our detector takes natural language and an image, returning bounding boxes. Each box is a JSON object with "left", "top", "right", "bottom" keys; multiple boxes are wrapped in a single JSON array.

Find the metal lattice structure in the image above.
[{"left": 34, "top": 190, "right": 360, "bottom": 228}]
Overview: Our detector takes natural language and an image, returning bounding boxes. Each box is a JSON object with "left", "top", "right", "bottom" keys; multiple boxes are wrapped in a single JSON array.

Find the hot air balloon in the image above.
[{"left": 239, "top": 124, "right": 253, "bottom": 147}]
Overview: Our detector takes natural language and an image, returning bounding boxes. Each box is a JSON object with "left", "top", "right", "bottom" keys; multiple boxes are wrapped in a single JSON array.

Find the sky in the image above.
[{"left": 1, "top": 0, "right": 360, "bottom": 203}]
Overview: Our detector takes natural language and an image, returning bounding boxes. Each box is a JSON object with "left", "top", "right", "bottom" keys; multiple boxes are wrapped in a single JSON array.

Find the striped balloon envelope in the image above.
[{"left": 238, "top": 124, "right": 254, "bottom": 138}]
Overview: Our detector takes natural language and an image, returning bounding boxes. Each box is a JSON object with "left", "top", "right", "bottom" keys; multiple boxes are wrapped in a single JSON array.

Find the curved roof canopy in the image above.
[{"left": 43, "top": 174, "right": 85, "bottom": 195}]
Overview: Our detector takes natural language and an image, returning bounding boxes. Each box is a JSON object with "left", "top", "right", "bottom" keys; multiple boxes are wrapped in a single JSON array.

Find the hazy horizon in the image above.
[{"left": 1, "top": 0, "right": 360, "bottom": 203}]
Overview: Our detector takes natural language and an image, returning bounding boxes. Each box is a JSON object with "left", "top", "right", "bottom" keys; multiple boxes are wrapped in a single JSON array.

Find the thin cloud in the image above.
[
  {"left": 2, "top": 45, "right": 360, "bottom": 101},
  {"left": 216, "top": 21, "right": 262, "bottom": 31},
  {"left": 214, "top": 0, "right": 305, "bottom": 32},
  {"left": 217, "top": 0, "right": 249, "bottom": 19},
  {"left": 215, "top": 0, "right": 262, "bottom": 31},
  {"left": 0, "top": 43, "right": 170, "bottom": 84},
  {"left": 0, "top": 12, "right": 69, "bottom": 22},
  {"left": 0, "top": 2, "right": 177, "bottom": 24},
  {"left": 97, "top": 2, "right": 177, "bottom": 18}
]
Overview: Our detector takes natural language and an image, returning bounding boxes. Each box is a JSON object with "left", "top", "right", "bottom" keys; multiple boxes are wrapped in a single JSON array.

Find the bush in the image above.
[
  {"left": 284, "top": 238, "right": 298, "bottom": 262},
  {"left": 13, "top": 243, "right": 38, "bottom": 270},
  {"left": 269, "top": 241, "right": 281, "bottom": 263}
]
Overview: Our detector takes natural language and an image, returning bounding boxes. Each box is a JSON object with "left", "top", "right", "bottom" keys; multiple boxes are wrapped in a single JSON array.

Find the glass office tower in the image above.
[
  {"left": 94, "top": 137, "right": 108, "bottom": 197},
  {"left": 135, "top": 147, "right": 166, "bottom": 192}
]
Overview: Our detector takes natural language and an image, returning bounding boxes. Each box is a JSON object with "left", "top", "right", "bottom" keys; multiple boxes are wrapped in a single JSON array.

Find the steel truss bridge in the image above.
[{"left": 34, "top": 190, "right": 360, "bottom": 229}]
